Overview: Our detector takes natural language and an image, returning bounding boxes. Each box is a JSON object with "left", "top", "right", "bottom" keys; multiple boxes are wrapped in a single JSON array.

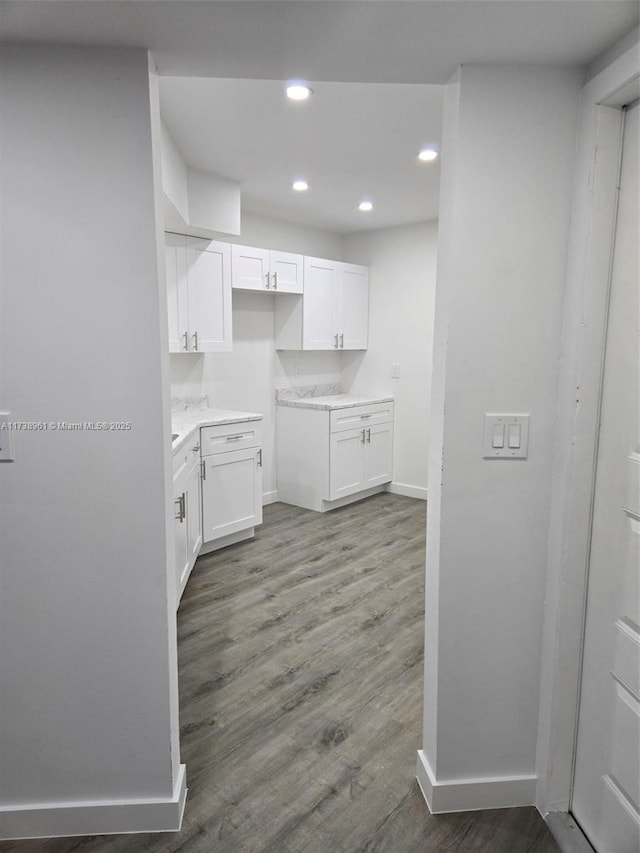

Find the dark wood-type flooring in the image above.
[{"left": 4, "top": 494, "right": 560, "bottom": 853}]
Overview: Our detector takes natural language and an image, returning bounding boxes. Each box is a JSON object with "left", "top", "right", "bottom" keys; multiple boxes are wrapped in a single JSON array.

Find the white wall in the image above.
[
  {"left": 169, "top": 212, "right": 344, "bottom": 499},
  {"left": 343, "top": 221, "right": 438, "bottom": 498},
  {"left": 0, "top": 46, "right": 182, "bottom": 836},
  {"left": 418, "top": 65, "right": 583, "bottom": 812}
]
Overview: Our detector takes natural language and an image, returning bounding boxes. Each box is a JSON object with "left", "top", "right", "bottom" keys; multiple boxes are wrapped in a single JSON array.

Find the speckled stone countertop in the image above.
[
  {"left": 276, "top": 385, "right": 394, "bottom": 411},
  {"left": 171, "top": 406, "right": 262, "bottom": 453}
]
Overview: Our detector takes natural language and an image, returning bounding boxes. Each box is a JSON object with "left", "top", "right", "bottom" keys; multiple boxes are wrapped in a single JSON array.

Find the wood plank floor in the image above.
[{"left": 4, "top": 494, "right": 560, "bottom": 853}]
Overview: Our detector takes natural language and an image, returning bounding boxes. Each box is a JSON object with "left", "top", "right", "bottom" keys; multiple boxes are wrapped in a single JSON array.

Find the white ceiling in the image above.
[
  {"left": 160, "top": 78, "right": 443, "bottom": 233},
  {"left": 3, "top": 1, "right": 638, "bottom": 234}
]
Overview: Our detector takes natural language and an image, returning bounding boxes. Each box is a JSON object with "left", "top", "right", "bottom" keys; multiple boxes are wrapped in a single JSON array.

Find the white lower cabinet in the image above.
[
  {"left": 173, "top": 440, "right": 203, "bottom": 604},
  {"left": 200, "top": 421, "right": 263, "bottom": 551},
  {"left": 329, "top": 421, "right": 394, "bottom": 501},
  {"left": 277, "top": 401, "right": 394, "bottom": 512}
]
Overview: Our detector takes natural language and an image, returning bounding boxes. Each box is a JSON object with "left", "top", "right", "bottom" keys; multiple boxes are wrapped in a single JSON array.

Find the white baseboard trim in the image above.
[
  {"left": 388, "top": 482, "right": 428, "bottom": 501},
  {"left": 416, "top": 750, "right": 536, "bottom": 813},
  {"left": 262, "top": 490, "right": 278, "bottom": 505},
  {"left": 545, "top": 812, "right": 596, "bottom": 853},
  {"left": 0, "top": 764, "right": 187, "bottom": 840}
]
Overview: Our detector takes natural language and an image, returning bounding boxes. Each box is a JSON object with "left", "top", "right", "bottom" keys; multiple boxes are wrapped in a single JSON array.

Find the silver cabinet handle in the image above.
[
  {"left": 174, "top": 496, "right": 183, "bottom": 522},
  {"left": 192, "top": 444, "right": 200, "bottom": 452},
  {"left": 367, "top": 428, "right": 371, "bottom": 443},
  {"left": 192, "top": 331, "right": 198, "bottom": 351},
  {"left": 226, "top": 434, "right": 243, "bottom": 441},
  {"left": 334, "top": 333, "right": 339, "bottom": 348},
  {"left": 200, "top": 459, "right": 206, "bottom": 480},
  {"left": 360, "top": 429, "right": 365, "bottom": 444},
  {"left": 182, "top": 331, "right": 189, "bottom": 351},
  {"left": 340, "top": 333, "right": 344, "bottom": 348},
  {"left": 361, "top": 414, "right": 372, "bottom": 419},
  {"left": 265, "top": 273, "right": 270, "bottom": 289},
  {"left": 257, "top": 448, "right": 263, "bottom": 467},
  {"left": 272, "top": 272, "right": 278, "bottom": 290}
]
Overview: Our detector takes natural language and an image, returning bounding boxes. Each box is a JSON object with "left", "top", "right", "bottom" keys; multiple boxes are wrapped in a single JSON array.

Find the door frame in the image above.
[{"left": 535, "top": 35, "right": 640, "bottom": 820}]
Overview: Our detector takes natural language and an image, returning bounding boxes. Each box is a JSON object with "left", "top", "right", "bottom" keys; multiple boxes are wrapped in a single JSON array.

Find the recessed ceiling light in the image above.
[
  {"left": 292, "top": 180, "right": 309, "bottom": 192},
  {"left": 418, "top": 147, "right": 439, "bottom": 162},
  {"left": 286, "top": 83, "right": 312, "bottom": 101},
  {"left": 358, "top": 201, "right": 373, "bottom": 212}
]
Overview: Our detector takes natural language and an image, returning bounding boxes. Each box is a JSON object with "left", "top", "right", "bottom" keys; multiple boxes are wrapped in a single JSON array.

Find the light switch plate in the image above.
[{"left": 483, "top": 413, "right": 530, "bottom": 459}]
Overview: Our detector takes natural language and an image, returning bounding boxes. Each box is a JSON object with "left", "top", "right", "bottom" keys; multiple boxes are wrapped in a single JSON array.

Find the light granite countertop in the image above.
[
  {"left": 276, "top": 385, "right": 394, "bottom": 411},
  {"left": 171, "top": 407, "right": 262, "bottom": 453}
]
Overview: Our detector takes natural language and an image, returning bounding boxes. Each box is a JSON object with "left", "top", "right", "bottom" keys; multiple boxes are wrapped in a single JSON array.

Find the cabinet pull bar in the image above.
[
  {"left": 174, "top": 497, "right": 183, "bottom": 521},
  {"left": 361, "top": 414, "right": 372, "bottom": 419},
  {"left": 360, "top": 429, "right": 365, "bottom": 444},
  {"left": 226, "top": 435, "right": 243, "bottom": 441},
  {"left": 334, "top": 333, "right": 339, "bottom": 348},
  {"left": 200, "top": 459, "right": 206, "bottom": 480},
  {"left": 182, "top": 331, "right": 189, "bottom": 351},
  {"left": 367, "top": 428, "right": 371, "bottom": 443},
  {"left": 265, "top": 273, "right": 270, "bottom": 289},
  {"left": 258, "top": 448, "right": 263, "bottom": 467},
  {"left": 193, "top": 331, "right": 198, "bottom": 351},
  {"left": 340, "top": 333, "right": 344, "bottom": 348},
  {"left": 273, "top": 272, "right": 278, "bottom": 290}
]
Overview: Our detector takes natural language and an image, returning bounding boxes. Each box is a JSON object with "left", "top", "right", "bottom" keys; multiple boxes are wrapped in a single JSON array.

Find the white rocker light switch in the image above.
[{"left": 483, "top": 414, "right": 530, "bottom": 459}]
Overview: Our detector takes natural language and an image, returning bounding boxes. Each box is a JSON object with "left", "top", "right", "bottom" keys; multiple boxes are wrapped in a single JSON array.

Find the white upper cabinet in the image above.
[
  {"left": 270, "top": 250, "right": 304, "bottom": 293},
  {"left": 231, "top": 244, "right": 303, "bottom": 294},
  {"left": 302, "top": 256, "right": 340, "bottom": 349},
  {"left": 339, "top": 263, "right": 369, "bottom": 350},
  {"left": 165, "top": 233, "right": 232, "bottom": 353},
  {"left": 275, "top": 256, "right": 369, "bottom": 350}
]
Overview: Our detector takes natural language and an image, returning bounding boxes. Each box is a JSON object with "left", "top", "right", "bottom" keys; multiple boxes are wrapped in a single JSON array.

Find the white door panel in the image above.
[
  {"left": 232, "top": 244, "right": 270, "bottom": 291},
  {"left": 329, "top": 429, "right": 364, "bottom": 500},
  {"left": 202, "top": 448, "right": 262, "bottom": 541},
  {"left": 303, "top": 257, "right": 339, "bottom": 349},
  {"left": 364, "top": 422, "right": 394, "bottom": 488},
  {"left": 271, "top": 250, "right": 303, "bottom": 294},
  {"left": 572, "top": 103, "right": 640, "bottom": 853},
  {"left": 339, "top": 264, "right": 369, "bottom": 349},
  {"left": 188, "top": 239, "right": 232, "bottom": 351}
]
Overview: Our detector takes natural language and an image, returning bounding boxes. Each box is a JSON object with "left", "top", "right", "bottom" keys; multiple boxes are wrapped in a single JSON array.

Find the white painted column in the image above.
[
  {"left": 0, "top": 46, "right": 184, "bottom": 838},
  {"left": 417, "top": 65, "right": 583, "bottom": 813}
]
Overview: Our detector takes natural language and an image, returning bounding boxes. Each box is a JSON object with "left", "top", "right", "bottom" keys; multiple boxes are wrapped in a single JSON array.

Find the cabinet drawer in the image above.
[
  {"left": 329, "top": 402, "right": 394, "bottom": 434},
  {"left": 200, "top": 421, "right": 262, "bottom": 456}
]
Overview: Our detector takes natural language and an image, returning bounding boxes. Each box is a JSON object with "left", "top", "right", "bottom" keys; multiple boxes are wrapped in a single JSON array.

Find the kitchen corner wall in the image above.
[
  {"left": 343, "top": 221, "right": 437, "bottom": 499},
  {"left": 169, "top": 213, "right": 438, "bottom": 503}
]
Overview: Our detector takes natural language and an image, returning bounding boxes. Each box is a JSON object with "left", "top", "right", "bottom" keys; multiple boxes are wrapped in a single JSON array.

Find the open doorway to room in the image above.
[{"left": 160, "top": 77, "right": 444, "bottom": 847}]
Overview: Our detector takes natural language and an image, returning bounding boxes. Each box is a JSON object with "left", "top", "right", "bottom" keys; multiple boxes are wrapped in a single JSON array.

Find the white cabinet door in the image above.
[
  {"left": 231, "top": 245, "right": 303, "bottom": 293},
  {"left": 231, "top": 244, "right": 270, "bottom": 291},
  {"left": 364, "top": 422, "right": 394, "bottom": 488},
  {"left": 186, "top": 457, "right": 202, "bottom": 570},
  {"left": 271, "top": 250, "right": 303, "bottom": 294},
  {"left": 303, "top": 256, "right": 339, "bottom": 349},
  {"left": 186, "top": 238, "right": 232, "bottom": 352},
  {"left": 339, "top": 263, "right": 369, "bottom": 350},
  {"left": 329, "top": 428, "right": 366, "bottom": 500},
  {"left": 166, "top": 233, "right": 189, "bottom": 353},
  {"left": 201, "top": 447, "right": 263, "bottom": 541},
  {"left": 174, "top": 479, "right": 189, "bottom": 600}
]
